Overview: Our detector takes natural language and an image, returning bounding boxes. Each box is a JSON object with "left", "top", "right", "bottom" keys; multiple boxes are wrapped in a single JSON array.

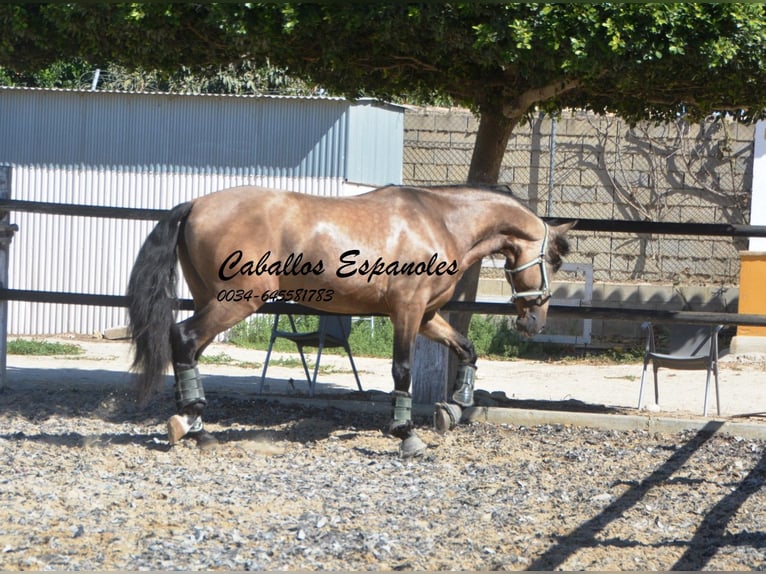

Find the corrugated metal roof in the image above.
[
  {"left": 0, "top": 84, "right": 350, "bottom": 101},
  {"left": 0, "top": 86, "right": 408, "bottom": 112}
]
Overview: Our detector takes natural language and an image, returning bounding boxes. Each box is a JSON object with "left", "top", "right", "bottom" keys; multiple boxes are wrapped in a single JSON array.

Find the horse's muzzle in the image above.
[{"left": 516, "top": 311, "right": 545, "bottom": 336}]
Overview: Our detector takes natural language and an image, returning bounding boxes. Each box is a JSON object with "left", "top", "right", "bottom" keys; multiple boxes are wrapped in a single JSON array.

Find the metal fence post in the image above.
[
  {"left": 0, "top": 165, "right": 17, "bottom": 390},
  {"left": 546, "top": 117, "right": 556, "bottom": 218}
]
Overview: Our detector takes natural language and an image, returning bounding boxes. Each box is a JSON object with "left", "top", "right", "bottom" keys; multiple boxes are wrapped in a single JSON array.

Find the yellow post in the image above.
[{"left": 737, "top": 252, "right": 766, "bottom": 338}]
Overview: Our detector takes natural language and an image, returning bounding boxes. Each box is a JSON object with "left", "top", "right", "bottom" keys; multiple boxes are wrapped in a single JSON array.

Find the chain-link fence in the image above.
[{"left": 403, "top": 109, "right": 753, "bottom": 286}]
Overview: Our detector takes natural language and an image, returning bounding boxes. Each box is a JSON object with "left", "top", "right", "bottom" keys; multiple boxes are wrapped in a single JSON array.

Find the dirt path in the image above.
[
  {"left": 1, "top": 382, "right": 765, "bottom": 570},
  {"left": 6, "top": 335, "right": 766, "bottom": 417},
  {"left": 1, "top": 336, "right": 765, "bottom": 570}
]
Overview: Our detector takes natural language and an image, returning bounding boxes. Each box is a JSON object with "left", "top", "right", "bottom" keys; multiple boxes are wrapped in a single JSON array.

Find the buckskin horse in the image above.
[{"left": 127, "top": 184, "right": 573, "bottom": 457}]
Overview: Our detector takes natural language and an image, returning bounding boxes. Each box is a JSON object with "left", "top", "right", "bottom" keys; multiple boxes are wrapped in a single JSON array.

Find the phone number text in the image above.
[{"left": 216, "top": 288, "right": 335, "bottom": 304}]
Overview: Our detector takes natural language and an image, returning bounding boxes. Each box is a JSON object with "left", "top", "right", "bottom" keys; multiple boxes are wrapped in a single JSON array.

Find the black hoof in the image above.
[
  {"left": 400, "top": 432, "right": 427, "bottom": 458},
  {"left": 434, "top": 402, "right": 462, "bottom": 433},
  {"left": 389, "top": 420, "right": 413, "bottom": 440},
  {"left": 188, "top": 430, "right": 219, "bottom": 450}
]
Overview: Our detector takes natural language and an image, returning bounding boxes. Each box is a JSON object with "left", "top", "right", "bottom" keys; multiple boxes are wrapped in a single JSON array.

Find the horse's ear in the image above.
[
  {"left": 548, "top": 220, "right": 576, "bottom": 259},
  {"left": 551, "top": 220, "right": 577, "bottom": 235}
]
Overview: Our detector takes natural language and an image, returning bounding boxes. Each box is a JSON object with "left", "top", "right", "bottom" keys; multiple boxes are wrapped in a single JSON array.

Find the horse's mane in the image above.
[
  {"left": 399, "top": 184, "right": 572, "bottom": 266},
  {"left": 417, "top": 183, "right": 516, "bottom": 197}
]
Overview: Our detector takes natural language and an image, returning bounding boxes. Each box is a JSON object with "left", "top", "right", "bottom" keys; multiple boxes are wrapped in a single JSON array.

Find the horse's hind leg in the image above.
[
  {"left": 389, "top": 308, "right": 430, "bottom": 458},
  {"left": 168, "top": 300, "right": 254, "bottom": 447},
  {"left": 419, "top": 312, "right": 478, "bottom": 407}
]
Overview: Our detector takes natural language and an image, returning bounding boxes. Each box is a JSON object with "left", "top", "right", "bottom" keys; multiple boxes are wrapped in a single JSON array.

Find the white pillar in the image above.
[
  {"left": 731, "top": 121, "right": 766, "bottom": 354},
  {"left": 749, "top": 120, "right": 766, "bottom": 249}
]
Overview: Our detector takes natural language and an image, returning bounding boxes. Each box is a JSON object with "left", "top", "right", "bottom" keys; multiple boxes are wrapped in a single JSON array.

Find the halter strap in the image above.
[{"left": 504, "top": 222, "right": 551, "bottom": 302}]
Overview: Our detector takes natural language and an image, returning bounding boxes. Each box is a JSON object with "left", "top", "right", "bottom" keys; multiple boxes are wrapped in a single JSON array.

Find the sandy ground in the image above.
[
  {"left": 4, "top": 334, "right": 766, "bottom": 420},
  {"left": 2, "top": 336, "right": 766, "bottom": 570}
]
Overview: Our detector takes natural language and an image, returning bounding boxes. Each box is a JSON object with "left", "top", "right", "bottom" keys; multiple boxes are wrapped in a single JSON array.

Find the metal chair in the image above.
[
  {"left": 638, "top": 321, "right": 725, "bottom": 416},
  {"left": 258, "top": 314, "right": 363, "bottom": 396}
]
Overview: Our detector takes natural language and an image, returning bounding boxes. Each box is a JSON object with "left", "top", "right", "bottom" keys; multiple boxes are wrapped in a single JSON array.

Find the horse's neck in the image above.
[{"left": 452, "top": 198, "right": 542, "bottom": 268}]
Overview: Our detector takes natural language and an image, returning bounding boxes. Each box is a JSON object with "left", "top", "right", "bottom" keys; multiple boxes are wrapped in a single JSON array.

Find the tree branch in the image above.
[{"left": 502, "top": 78, "right": 581, "bottom": 119}]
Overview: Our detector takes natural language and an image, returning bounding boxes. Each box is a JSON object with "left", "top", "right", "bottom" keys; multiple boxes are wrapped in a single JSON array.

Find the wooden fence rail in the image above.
[
  {"left": 2, "top": 288, "right": 766, "bottom": 328},
  {"left": 4, "top": 197, "right": 766, "bottom": 236}
]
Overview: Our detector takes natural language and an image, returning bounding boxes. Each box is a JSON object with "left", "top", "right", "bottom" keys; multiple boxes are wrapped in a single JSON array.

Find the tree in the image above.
[
  {"left": 3, "top": 3, "right": 765, "bottom": 178},
  {"left": 3, "top": 3, "right": 766, "bottom": 338}
]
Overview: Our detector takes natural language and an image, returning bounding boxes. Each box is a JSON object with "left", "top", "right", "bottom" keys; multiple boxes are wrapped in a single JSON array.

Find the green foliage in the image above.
[
  {"left": 229, "top": 315, "right": 319, "bottom": 353},
  {"left": 197, "top": 352, "right": 236, "bottom": 366},
  {"left": 467, "top": 314, "right": 560, "bottom": 360},
  {"left": 0, "top": 58, "right": 92, "bottom": 89},
  {"left": 8, "top": 338, "right": 83, "bottom": 356},
  {"left": 1, "top": 4, "right": 764, "bottom": 122},
  {"left": 346, "top": 317, "right": 394, "bottom": 357},
  {"left": 229, "top": 313, "right": 598, "bottom": 362},
  {"left": 597, "top": 346, "right": 645, "bottom": 364},
  {"left": 229, "top": 315, "right": 395, "bottom": 358}
]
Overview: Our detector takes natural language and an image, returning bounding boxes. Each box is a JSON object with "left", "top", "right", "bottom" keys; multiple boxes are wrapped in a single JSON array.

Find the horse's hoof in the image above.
[
  {"left": 167, "top": 414, "right": 192, "bottom": 445},
  {"left": 399, "top": 432, "right": 427, "bottom": 459},
  {"left": 434, "top": 402, "right": 462, "bottom": 434},
  {"left": 190, "top": 430, "right": 219, "bottom": 450}
]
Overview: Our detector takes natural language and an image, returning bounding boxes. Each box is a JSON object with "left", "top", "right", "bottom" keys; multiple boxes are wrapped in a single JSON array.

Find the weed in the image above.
[
  {"left": 8, "top": 338, "right": 83, "bottom": 356},
  {"left": 198, "top": 352, "right": 236, "bottom": 365}
]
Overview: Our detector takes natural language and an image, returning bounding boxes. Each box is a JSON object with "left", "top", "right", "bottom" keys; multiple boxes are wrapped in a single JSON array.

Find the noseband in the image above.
[{"left": 504, "top": 222, "right": 551, "bottom": 303}]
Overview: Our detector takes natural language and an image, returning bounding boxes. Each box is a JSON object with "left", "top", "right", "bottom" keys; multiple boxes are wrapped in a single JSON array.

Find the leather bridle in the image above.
[{"left": 504, "top": 222, "right": 551, "bottom": 303}]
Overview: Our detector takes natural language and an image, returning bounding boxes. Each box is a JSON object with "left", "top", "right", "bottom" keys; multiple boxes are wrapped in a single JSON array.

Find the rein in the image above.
[{"left": 504, "top": 222, "right": 551, "bottom": 303}]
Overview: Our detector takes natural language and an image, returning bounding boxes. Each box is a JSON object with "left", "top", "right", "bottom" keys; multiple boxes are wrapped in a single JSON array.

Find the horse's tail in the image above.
[{"left": 127, "top": 202, "right": 194, "bottom": 405}]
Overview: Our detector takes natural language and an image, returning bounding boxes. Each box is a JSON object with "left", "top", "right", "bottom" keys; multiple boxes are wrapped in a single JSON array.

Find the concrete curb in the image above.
[
  {"left": 463, "top": 405, "right": 766, "bottom": 441},
  {"left": 247, "top": 392, "right": 766, "bottom": 441},
  {"left": 238, "top": 392, "right": 436, "bottom": 419}
]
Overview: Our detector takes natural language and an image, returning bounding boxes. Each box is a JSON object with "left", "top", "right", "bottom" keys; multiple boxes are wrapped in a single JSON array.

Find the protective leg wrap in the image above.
[
  {"left": 389, "top": 391, "right": 413, "bottom": 439},
  {"left": 175, "top": 367, "right": 206, "bottom": 410},
  {"left": 451, "top": 363, "right": 477, "bottom": 407},
  {"left": 174, "top": 367, "right": 206, "bottom": 434},
  {"left": 389, "top": 391, "right": 426, "bottom": 458}
]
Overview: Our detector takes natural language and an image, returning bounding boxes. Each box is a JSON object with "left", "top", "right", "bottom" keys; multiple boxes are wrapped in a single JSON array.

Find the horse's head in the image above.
[{"left": 504, "top": 221, "right": 574, "bottom": 335}]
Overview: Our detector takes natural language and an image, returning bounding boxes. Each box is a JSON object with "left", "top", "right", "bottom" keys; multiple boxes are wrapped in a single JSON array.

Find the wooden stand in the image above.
[{"left": 412, "top": 333, "right": 449, "bottom": 405}]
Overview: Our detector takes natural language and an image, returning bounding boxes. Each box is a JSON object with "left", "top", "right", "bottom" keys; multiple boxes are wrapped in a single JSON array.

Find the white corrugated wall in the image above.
[{"left": 8, "top": 164, "right": 353, "bottom": 335}]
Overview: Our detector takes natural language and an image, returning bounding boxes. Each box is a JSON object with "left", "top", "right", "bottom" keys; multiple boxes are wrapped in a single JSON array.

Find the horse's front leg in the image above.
[
  {"left": 389, "top": 320, "right": 428, "bottom": 458},
  {"left": 419, "top": 312, "right": 478, "bottom": 407}
]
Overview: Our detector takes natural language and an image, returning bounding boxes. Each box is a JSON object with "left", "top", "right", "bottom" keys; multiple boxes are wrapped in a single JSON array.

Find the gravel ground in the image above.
[{"left": 1, "top": 383, "right": 765, "bottom": 571}]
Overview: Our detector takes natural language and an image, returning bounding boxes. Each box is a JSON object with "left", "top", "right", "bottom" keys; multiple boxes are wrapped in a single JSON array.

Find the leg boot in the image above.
[
  {"left": 389, "top": 391, "right": 427, "bottom": 458},
  {"left": 451, "top": 363, "right": 477, "bottom": 407},
  {"left": 167, "top": 366, "right": 215, "bottom": 447}
]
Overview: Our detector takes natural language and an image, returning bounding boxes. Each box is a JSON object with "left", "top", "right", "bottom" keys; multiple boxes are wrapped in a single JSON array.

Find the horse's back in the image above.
[{"left": 187, "top": 184, "right": 434, "bottom": 232}]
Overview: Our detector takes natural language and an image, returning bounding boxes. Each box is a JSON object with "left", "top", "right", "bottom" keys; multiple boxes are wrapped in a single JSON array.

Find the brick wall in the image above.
[{"left": 403, "top": 107, "right": 754, "bottom": 286}]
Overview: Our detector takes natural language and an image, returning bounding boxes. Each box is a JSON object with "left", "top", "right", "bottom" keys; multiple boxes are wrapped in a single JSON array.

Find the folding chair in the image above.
[
  {"left": 258, "top": 314, "right": 363, "bottom": 396},
  {"left": 638, "top": 321, "right": 725, "bottom": 416}
]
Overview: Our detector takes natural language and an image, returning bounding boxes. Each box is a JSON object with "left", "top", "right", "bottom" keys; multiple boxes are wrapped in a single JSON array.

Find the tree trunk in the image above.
[
  {"left": 467, "top": 110, "right": 518, "bottom": 186},
  {"left": 450, "top": 110, "right": 518, "bottom": 327}
]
